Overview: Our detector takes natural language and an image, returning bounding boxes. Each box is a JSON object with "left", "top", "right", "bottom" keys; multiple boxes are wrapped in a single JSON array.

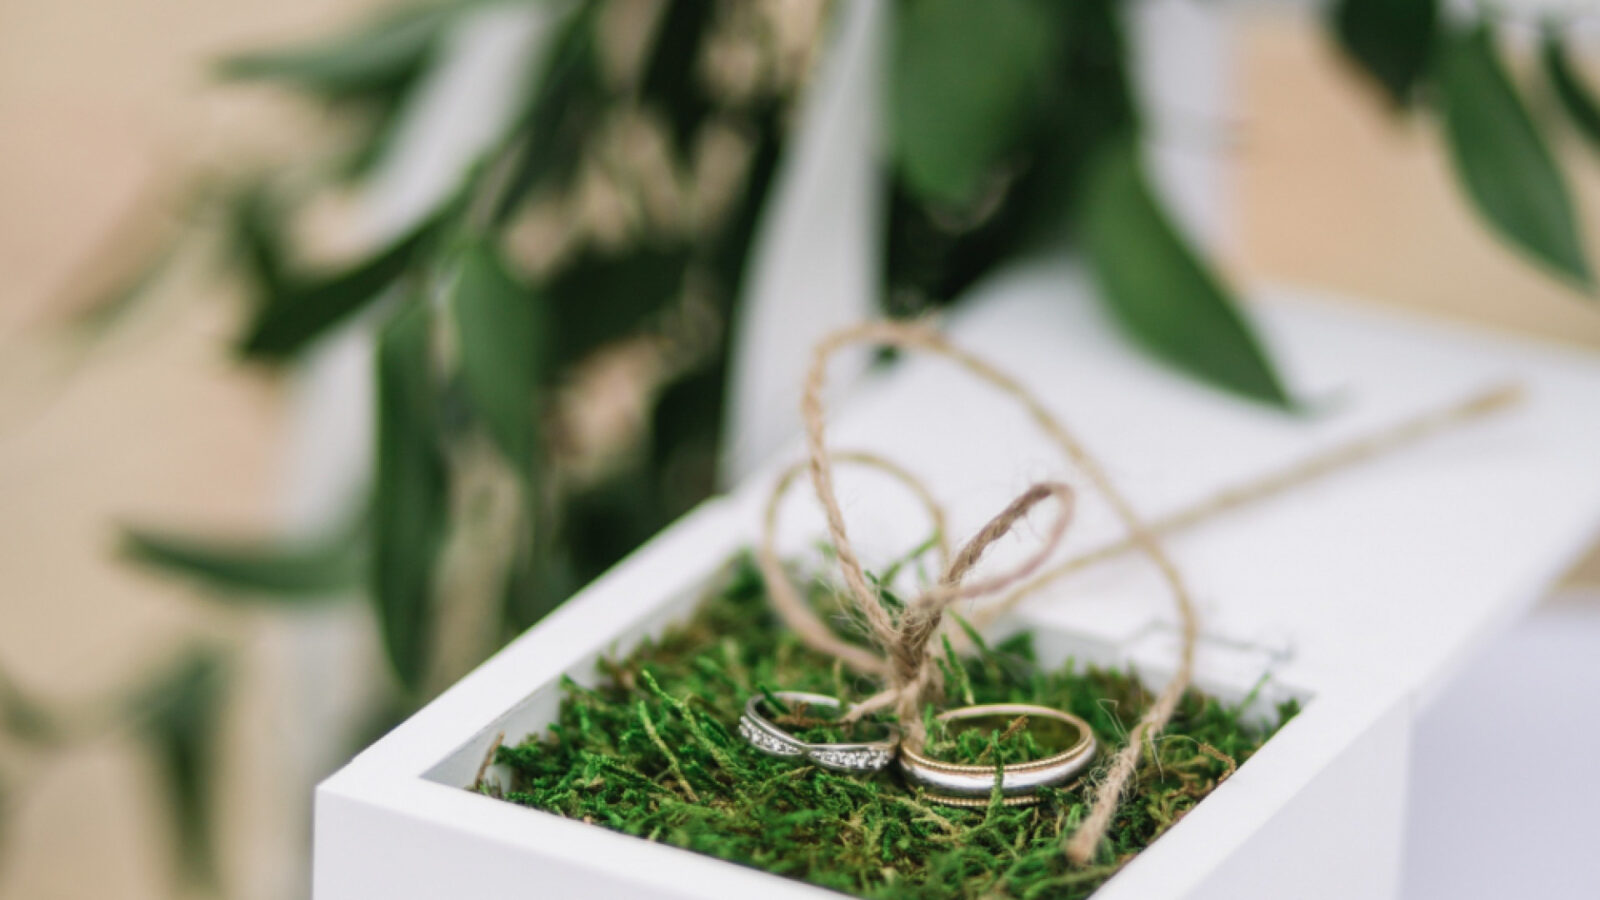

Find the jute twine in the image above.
[{"left": 755, "top": 318, "right": 1521, "bottom": 865}]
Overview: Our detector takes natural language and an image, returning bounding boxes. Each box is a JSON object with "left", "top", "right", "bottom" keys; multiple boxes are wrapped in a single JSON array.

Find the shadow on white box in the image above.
[{"left": 314, "top": 262, "right": 1600, "bottom": 900}]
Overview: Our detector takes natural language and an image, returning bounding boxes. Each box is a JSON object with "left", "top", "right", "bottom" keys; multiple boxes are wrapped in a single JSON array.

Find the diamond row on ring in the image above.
[
  {"left": 738, "top": 716, "right": 804, "bottom": 756},
  {"left": 739, "top": 716, "right": 891, "bottom": 770},
  {"left": 808, "top": 747, "right": 892, "bottom": 771}
]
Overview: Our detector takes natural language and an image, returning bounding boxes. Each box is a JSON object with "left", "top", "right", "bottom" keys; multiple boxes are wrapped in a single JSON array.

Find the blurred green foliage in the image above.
[
  {"left": 1330, "top": 0, "right": 1436, "bottom": 106},
  {"left": 1438, "top": 25, "right": 1592, "bottom": 288},
  {"left": 1081, "top": 139, "right": 1294, "bottom": 406}
]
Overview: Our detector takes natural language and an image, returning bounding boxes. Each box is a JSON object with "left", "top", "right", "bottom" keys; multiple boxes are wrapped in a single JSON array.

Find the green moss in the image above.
[{"left": 494, "top": 555, "right": 1297, "bottom": 898}]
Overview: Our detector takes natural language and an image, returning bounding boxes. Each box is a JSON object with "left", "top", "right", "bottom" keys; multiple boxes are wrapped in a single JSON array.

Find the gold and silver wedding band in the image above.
[{"left": 897, "top": 703, "right": 1096, "bottom": 807}]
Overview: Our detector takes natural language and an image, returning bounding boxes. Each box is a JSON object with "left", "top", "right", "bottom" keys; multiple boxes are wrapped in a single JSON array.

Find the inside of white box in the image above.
[
  {"left": 424, "top": 273, "right": 1600, "bottom": 792},
  {"left": 421, "top": 555, "right": 1310, "bottom": 791}
]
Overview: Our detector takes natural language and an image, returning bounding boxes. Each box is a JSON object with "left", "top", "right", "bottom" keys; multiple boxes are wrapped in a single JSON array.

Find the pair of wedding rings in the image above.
[{"left": 737, "top": 690, "right": 1097, "bottom": 807}]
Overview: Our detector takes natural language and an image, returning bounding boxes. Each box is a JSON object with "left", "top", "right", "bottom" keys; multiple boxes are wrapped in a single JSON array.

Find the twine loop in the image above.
[
  {"left": 757, "top": 319, "right": 1199, "bottom": 864},
  {"left": 755, "top": 318, "right": 1519, "bottom": 865}
]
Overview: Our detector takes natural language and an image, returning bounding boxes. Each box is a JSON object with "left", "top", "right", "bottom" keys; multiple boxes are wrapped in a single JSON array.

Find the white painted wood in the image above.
[
  {"left": 721, "top": 0, "right": 884, "bottom": 483},
  {"left": 1131, "top": 0, "right": 1235, "bottom": 252}
]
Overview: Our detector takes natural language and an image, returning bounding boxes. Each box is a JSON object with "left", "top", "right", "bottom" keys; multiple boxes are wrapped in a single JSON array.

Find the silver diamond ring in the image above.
[
  {"left": 738, "top": 691, "right": 898, "bottom": 772},
  {"left": 897, "top": 703, "right": 1096, "bottom": 807}
]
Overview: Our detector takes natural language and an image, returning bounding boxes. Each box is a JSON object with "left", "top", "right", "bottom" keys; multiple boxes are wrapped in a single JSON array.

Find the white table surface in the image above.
[{"left": 1403, "top": 589, "right": 1600, "bottom": 898}]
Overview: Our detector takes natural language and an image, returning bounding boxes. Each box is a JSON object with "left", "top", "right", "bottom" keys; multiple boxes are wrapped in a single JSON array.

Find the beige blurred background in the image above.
[
  {"left": 0, "top": 2, "right": 380, "bottom": 899},
  {"left": 1234, "top": 19, "right": 1600, "bottom": 348},
  {"left": 2, "top": 4, "right": 1599, "bottom": 900}
]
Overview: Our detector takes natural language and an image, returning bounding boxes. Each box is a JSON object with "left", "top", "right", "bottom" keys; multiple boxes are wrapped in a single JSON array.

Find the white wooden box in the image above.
[{"left": 313, "top": 263, "right": 1600, "bottom": 900}]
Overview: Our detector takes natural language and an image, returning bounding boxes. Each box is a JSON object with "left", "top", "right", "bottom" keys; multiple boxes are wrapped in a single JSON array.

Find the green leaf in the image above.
[
  {"left": 1329, "top": 0, "right": 1437, "bottom": 106},
  {"left": 707, "top": 106, "right": 783, "bottom": 305},
  {"left": 639, "top": 0, "right": 717, "bottom": 153},
  {"left": 446, "top": 242, "right": 562, "bottom": 635},
  {"left": 229, "top": 187, "right": 291, "bottom": 300},
  {"left": 66, "top": 243, "right": 178, "bottom": 344},
  {"left": 373, "top": 301, "right": 449, "bottom": 693},
  {"left": 238, "top": 218, "right": 438, "bottom": 360},
  {"left": 1080, "top": 139, "right": 1294, "bottom": 408},
  {"left": 0, "top": 665, "right": 58, "bottom": 745},
  {"left": 649, "top": 362, "right": 723, "bottom": 518},
  {"left": 501, "top": 547, "right": 574, "bottom": 633},
  {"left": 121, "top": 524, "right": 365, "bottom": 599},
  {"left": 544, "top": 245, "right": 691, "bottom": 367},
  {"left": 449, "top": 240, "right": 548, "bottom": 473},
  {"left": 890, "top": 0, "right": 1055, "bottom": 207},
  {"left": 219, "top": 3, "right": 455, "bottom": 184},
  {"left": 337, "top": 89, "right": 418, "bottom": 182},
  {"left": 494, "top": 2, "right": 605, "bottom": 223},
  {"left": 216, "top": 4, "right": 454, "bottom": 99},
  {"left": 562, "top": 467, "right": 665, "bottom": 585},
  {"left": 134, "top": 649, "right": 227, "bottom": 887},
  {"left": 1542, "top": 29, "right": 1600, "bottom": 153},
  {"left": 1438, "top": 26, "right": 1592, "bottom": 289}
]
